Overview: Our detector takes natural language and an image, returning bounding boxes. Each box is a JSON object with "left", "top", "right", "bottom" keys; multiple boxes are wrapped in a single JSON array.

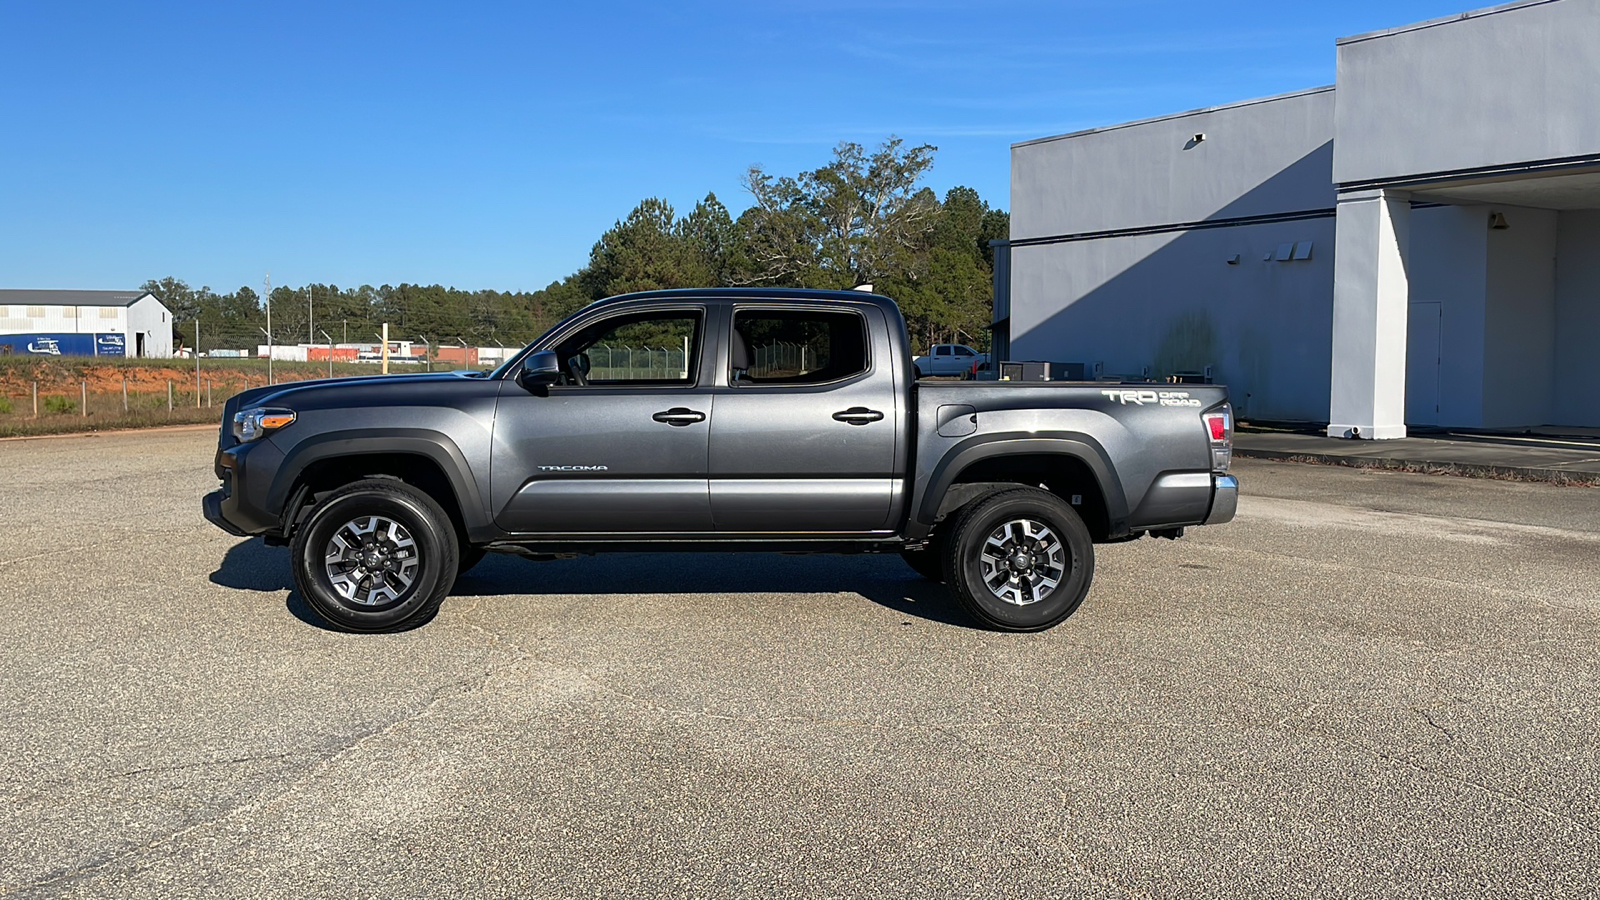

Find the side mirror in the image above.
[{"left": 517, "top": 351, "right": 562, "bottom": 389}]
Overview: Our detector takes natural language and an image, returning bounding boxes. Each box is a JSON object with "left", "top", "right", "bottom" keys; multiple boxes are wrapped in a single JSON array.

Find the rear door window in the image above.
[{"left": 731, "top": 309, "right": 868, "bottom": 386}]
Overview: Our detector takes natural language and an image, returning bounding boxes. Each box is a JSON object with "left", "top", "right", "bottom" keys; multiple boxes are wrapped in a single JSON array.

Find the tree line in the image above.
[{"left": 147, "top": 138, "right": 1008, "bottom": 355}]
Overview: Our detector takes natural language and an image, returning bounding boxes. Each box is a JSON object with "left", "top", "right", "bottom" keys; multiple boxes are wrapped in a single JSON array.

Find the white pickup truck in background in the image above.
[{"left": 913, "top": 343, "right": 987, "bottom": 378}]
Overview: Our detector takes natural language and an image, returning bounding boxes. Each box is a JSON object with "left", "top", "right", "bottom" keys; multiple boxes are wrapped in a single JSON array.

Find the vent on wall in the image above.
[{"left": 1272, "top": 241, "right": 1315, "bottom": 262}]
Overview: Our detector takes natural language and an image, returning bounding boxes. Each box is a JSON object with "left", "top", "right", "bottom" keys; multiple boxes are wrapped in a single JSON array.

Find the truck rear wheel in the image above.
[
  {"left": 290, "top": 479, "right": 459, "bottom": 633},
  {"left": 942, "top": 488, "right": 1094, "bottom": 632}
]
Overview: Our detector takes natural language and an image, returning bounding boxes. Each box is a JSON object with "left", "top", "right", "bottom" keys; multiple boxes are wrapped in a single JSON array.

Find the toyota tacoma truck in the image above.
[{"left": 204, "top": 288, "right": 1237, "bottom": 633}]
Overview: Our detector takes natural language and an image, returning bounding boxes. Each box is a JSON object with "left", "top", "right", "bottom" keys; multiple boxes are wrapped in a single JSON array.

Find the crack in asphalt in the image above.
[{"left": 1312, "top": 727, "right": 1600, "bottom": 838}]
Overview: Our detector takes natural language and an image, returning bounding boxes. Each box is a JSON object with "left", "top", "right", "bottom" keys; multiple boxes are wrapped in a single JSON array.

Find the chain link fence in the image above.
[
  {"left": 588, "top": 345, "right": 689, "bottom": 381},
  {"left": 750, "top": 340, "right": 812, "bottom": 378}
]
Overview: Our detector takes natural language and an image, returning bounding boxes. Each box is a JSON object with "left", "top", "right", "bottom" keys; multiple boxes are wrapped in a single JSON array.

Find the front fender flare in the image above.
[{"left": 267, "top": 428, "right": 491, "bottom": 535}]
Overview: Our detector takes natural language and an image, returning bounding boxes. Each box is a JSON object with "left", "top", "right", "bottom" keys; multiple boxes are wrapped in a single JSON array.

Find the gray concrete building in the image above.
[{"left": 1004, "top": 0, "right": 1600, "bottom": 435}]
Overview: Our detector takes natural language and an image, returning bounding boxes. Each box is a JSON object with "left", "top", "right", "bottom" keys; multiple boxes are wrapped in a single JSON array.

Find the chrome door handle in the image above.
[
  {"left": 652, "top": 407, "right": 706, "bottom": 426},
  {"left": 832, "top": 407, "right": 884, "bottom": 425}
]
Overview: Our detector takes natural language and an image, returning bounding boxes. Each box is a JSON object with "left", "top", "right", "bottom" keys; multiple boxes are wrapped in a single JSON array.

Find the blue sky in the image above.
[{"left": 1, "top": 0, "right": 1474, "bottom": 295}]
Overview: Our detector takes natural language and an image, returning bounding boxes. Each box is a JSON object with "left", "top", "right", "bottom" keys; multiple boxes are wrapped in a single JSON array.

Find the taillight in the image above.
[
  {"left": 1203, "top": 408, "right": 1232, "bottom": 472},
  {"left": 1206, "top": 415, "right": 1227, "bottom": 441}
]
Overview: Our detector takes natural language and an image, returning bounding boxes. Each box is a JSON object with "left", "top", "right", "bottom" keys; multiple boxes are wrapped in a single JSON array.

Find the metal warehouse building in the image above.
[
  {"left": 1002, "top": 0, "right": 1600, "bottom": 436},
  {"left": 0, "top": 289, "right": 174, "bottom": 358}
]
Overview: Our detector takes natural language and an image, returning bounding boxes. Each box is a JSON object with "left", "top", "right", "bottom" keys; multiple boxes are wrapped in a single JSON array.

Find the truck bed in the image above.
[{"left": 910, "top": 380, "right": 1231, "bottom": 540}]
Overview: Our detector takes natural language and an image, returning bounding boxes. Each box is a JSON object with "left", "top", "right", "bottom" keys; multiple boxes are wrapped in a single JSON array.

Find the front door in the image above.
[
  {"left": 708, "top": 304, "right": 900, "bottom": 533},
  {"left": 491, "top": 306, "right": 715, "bottom": 534}
]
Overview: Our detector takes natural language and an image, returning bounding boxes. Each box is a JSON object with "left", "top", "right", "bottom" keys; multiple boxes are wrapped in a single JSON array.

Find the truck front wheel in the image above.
[
  {"left": 942, "top": 488, "right": 1094, "bottom": 632},
  {"left": 290, "top": 479, "right": 460, "bottom": 633}
]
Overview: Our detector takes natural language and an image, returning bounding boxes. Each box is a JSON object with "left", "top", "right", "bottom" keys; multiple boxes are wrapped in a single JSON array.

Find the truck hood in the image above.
[{"left": 228, "top": 370, "right": 491, "bottom": 412}]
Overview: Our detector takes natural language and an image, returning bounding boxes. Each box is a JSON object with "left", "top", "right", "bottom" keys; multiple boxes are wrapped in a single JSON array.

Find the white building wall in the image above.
[
  {"left": 126, "top": 295, "right": 174, "bottom": 358},
  {"left": 0, "top": 305, "right": 125, "bottom": 334},
  {"left": 1009, "top": 0, "right": 1600, "bottom": 431},
  {"left": 1481, "top": 207, "right": 1559, "bottom": 427},
  {"left": 1011, "top": 217, "right": 1336, "bottom": 421},
  {"left": 1553, "top": 210, "right": 1600, "bottom": 425},
  {"left": 1010, "top": 89, "right": 1338, "bottom": 422},
  {"left": 1013, "top": 88, "right": 1335, "bottom": 240},
  {"left": 1334, "top": 0, "right": 1600, "bottom": 185}
]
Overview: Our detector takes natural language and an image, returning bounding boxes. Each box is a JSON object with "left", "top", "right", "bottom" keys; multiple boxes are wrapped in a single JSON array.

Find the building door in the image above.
[
  {"left": 135, "top": 332, "right": 146, "bottom": 358},
  {"left": 1406, "top": 302, "right": 1441, "bottom": 426}
]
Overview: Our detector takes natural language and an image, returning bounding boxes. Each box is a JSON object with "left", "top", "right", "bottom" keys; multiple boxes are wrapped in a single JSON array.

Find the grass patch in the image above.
[{"left": 41, "top": 395, "right": 76, "bottom": 414}]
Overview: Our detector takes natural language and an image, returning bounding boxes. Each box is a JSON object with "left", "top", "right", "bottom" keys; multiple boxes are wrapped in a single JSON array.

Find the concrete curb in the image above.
[{"left": 1234, "top": 446, "right": 1600, "bottom": 487}]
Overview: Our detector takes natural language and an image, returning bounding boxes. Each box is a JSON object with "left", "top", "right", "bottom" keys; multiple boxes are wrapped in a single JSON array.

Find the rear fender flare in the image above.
[{"left": 918, "top": 433, "right": 1129, "bottom": 535}]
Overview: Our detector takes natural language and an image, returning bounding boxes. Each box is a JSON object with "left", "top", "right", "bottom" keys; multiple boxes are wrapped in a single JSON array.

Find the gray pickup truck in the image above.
[{"left": 204, "top": 288, "right": 1237, "bottom": 633}]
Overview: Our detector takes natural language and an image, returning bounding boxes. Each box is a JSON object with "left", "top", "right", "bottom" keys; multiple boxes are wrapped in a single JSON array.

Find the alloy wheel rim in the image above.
[
  {"left": 979, "top": 518, "right": 1066, "bottom": 606},
  {"left": 323, "top": 515, "right": 421, "bottom": 607}
]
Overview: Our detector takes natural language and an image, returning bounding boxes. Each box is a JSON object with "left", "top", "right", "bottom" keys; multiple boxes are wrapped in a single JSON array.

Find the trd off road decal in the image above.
[{"left": 1100, "top": 390, "right": 1204, "bottom": 408}]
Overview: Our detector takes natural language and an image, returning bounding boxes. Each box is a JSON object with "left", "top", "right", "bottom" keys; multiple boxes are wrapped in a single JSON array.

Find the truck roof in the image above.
[{"left": 585, "top": 287, "right": 902, "bottom": 316}]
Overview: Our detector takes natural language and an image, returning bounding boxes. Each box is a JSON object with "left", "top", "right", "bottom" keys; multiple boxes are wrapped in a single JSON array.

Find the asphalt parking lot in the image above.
[{"left": 2, "top": 428, "right": 1596, "bottom": 899}]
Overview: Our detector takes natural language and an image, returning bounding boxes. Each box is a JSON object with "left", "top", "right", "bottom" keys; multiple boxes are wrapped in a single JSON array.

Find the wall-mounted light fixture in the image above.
[
  {"left": 1489, "top": 211, "right": 1510, "bottom": 230},
  {"left": 1226, "top": 254, "right": 1240, "bottom": 265},
  {"left": 1192, "top": 133, "right": 1205, "bottom": 144}
]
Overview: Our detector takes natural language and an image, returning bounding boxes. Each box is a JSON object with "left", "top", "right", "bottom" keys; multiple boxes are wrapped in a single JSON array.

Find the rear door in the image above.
[
  {"left": 707, "top": 304, "right": 901, "bottom": 533},
  {"left": 491, "top": 304, "right": 716, "bottom": 534}
]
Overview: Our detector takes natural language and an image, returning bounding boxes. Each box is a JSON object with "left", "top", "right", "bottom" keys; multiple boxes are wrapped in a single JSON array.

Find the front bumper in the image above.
[
  {"left": 203, "top": 489, "right": 249, "bottom": 536},
  {"left": 202, "top": 439, "right": 284, "bottom": 537},
  {"left": 1204, "top": 474, "right": 1239, "bottom": 525}
]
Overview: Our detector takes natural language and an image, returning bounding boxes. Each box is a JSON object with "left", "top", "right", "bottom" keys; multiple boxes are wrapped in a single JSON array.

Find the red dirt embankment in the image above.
[{"left": 0, "top": 359, "right": 332, "bottom": 399}]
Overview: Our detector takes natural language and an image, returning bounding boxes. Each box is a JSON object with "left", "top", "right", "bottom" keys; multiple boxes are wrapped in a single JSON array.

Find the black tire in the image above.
[
  {"left": 942, "top": 488, "right": 1094, "bottom": 632},
  {"left": 457, "top": 546, "right": 488, "bottom": 574},
  {"left": 290, "top": 479, "right": 460, "bottom": 633},
  {"left": 898, "top": 531, "right": 946, "bottom": 581},
  {"left": 913, "top": 366, "right": 924, "bottom": 379}
]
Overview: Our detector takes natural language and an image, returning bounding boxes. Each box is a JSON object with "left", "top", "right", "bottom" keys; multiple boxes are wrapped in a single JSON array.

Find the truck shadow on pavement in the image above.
[{"left": 210, "top": 538, "right": 976, "bottom": 630}]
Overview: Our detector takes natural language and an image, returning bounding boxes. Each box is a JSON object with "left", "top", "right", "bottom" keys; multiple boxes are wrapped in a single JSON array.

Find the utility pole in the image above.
[
  {"left": 319, "top": 329, "right": 334, "bottom": 379},
  {"left": 194, "top": 319, "right": 201, "bottom": 407},
  {"left": 264, "top": 271, "right": 274, "bottom": 385},
  {"left": 381, "top": 323, "right": 390, "bottom": 375},
  {"left": 307, "top": 285, "right": 313, "bottom": 346}
]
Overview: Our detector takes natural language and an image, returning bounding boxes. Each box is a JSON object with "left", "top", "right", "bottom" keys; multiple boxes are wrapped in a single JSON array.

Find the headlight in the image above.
[{"left": 232, "top": 407, "right": 296, "bottom": 443}]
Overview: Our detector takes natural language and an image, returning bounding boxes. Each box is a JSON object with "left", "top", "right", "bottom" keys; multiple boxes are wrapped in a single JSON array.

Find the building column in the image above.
[
  {"left": 989, "top": 239, "right": 1011, "bottom": 363},
  {"left": 1328, "top": 188, "right": 1411, "bottom": 439}
]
